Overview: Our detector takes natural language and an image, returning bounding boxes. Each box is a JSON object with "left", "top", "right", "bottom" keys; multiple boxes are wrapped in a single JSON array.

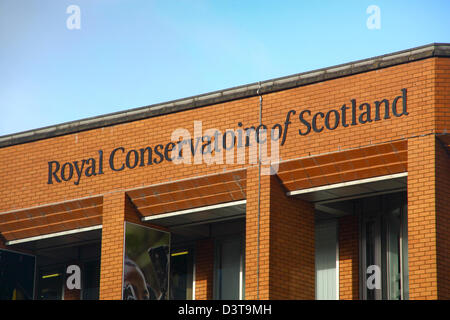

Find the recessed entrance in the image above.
[
  {"left": 3, "top": 228, "right": 101, "bottom": 300},
  {"left": 291, "top": 173, "right": 408, "bottom": 300}
]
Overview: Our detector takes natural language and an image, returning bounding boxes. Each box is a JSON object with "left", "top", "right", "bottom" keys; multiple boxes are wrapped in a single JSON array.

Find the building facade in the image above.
[{"left": 0, "top": 43, "right": 449, "bottom": 300}]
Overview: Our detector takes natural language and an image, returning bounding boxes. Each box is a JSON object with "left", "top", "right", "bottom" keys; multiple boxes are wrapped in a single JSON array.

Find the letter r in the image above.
[{"left": 48, "top": 161, "right": 61, "bottom": 184}]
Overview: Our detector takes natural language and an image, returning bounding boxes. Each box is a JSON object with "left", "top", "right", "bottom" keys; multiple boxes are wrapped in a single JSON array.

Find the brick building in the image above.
[{"left": 0, "top": 43, "right": 449, "bottom": 300}]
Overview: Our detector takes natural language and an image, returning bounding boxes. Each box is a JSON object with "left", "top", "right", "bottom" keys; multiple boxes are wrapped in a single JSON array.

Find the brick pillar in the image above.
[
  {"left": 338, "top": 214, "right": 359, "bottom": 300},
  {"left": 245, "top": 166, "right": 271, "bottom": 300},
  {"left": 245, "top": 166, "right": 315, "bottom": 300},
  {"left": 194, "top": 239, "right": 214, "bottom": 300},
  {"left": 436, "top": 138, "right": 450, "bottom": 299},
  {"left": 99, "top": 192, "right": 127, "bottom": 300},
  {"left": 99, "top": 192, "right": 161, "bottom": 300},
  {"left": 407, "top": 135, "right": 438, "bottom": 299}
]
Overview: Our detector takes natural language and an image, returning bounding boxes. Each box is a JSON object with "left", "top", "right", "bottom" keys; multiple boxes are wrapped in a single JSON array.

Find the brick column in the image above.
[
  {"left": 338, "top": 214, "right": 359, "bottom": 300},
  {"left": 407, "top": 135, "right": 438, "bottom": 299},
  {"left": 99, "top": 192, "right": 160, "bottom": 300},
  {"left": 194, "top": 239, "right": 214, "bottom": 300},
  {"left": 245, "top": 166, "right": 315, "bottom": 300},
  {"left": 99, "top": 192, "right": 127, "bottom": 300},
  {"left": 245, "top": 166, "right": 271, "bottom": 300}
]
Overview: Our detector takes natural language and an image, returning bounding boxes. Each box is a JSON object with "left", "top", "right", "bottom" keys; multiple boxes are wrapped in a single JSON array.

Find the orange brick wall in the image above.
[
  {"left": 99, "top": 192, "right": 165, "bottom": 300},
  {"left": 194, "top": 239, "right": 214, "bottom": 300},
  {"left": 407, "top": 135, "right": 438, "bottom": 300},
  {"left": 99, "top": 192, "right": 126, "bottom": 300},
  {"left": 245, "top": 166, "right": 269, "bottom": 300},
  {"left": 0, "top": 58, "right": 440, "bottom": 214},
  {"left": 245, "top": 167, "right": 315, "bottom": 300},
  {"left": 435, "top": 58, "right": 450, "bottom": 133},
  {"left": 338, "top": 214, "right": 359, "bottom": 300},
  {"left": 0, "top": 55, "right": 448, "bottom": 300},
  {"left": 268, "top": 175, "right": 315, "bottom": 299}
]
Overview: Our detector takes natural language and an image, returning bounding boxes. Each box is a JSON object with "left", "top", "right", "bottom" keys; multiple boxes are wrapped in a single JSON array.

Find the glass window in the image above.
[
  {"left": 170, "top": 249, "right": 194, "bottom": 300},
  {"left": 0, "top": 249, "right": 35, "bottom": 300},
  {"left": 82, "top": 260, "right": 100, "bottom": 300},
  {"left": 315, "top": 219, "right": 338, "bottom": 300},
  {"left": 360, "top": 192, "right": 408, "bottom": 300},
  {"left": 214, "top": 236, "right": 244, "bottom": 300},
  {"left": 384, "top": 206, "right": 402, "bottom": 300},
  {"left": 37, "top": 267, "right": 64, "bottom": 300}
]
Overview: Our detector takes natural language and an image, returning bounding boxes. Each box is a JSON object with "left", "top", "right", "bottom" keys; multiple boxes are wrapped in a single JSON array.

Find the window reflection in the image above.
[{"left": 360, "top": 192, "right": 408, "bottom": 300}]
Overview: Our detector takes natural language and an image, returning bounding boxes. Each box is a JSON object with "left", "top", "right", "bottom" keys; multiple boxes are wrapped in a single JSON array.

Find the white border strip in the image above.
[
  {"left": 286, "top": 172, "right": 408, "bottom": 197},
  {"left": 5, "top": 225, "right": 102, "bottom": 246},
  {"left": 141, "top": 200, "right": 246, "bottom": 222},
  {"left": 335, "top": 222, "right": 340, "bottom": 300}
]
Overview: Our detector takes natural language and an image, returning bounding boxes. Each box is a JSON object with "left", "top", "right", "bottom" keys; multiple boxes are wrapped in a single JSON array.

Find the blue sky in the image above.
[{"left": 0, "top": 0, "right": 449, "bottom": 136}]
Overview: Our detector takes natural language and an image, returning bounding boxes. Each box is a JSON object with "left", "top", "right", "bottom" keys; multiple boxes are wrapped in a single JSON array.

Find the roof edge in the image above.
[{"left": 1, "top": 42, "right": 449, "bottom": 148}]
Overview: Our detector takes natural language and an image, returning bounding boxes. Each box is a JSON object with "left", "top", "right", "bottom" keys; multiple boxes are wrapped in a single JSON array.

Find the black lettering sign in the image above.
[{"left": 46, "top": 89, "right": 408, "bottom": 185}]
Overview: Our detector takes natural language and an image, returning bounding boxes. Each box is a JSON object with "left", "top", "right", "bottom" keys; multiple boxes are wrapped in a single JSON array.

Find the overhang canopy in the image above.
[
  {"left": 277, "top": 140, "right": 407, "bottom": 194},
  {"left": 0, "top": 196, "right": 102, "bottom": 244},
  {"left": 126, "top": 170, "right": 247, "bottom": 225}
]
